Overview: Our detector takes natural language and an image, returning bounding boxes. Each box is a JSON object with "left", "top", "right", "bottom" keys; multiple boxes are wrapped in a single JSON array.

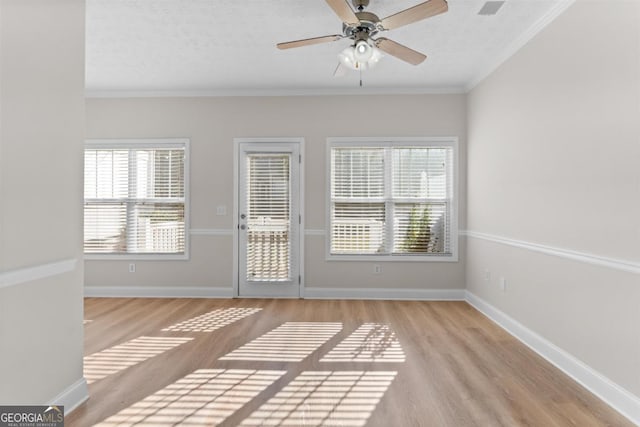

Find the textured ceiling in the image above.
[{"left": 85, "top": 0, "right": 573, "bottom": 95}]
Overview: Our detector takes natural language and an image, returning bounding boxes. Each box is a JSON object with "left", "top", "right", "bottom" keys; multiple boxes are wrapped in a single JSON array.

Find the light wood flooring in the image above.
[{"left": 67, "top": 298, "right": 633, "bottom": 427}]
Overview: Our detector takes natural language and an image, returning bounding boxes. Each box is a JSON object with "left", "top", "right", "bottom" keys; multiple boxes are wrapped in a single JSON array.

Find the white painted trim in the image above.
[
  {"left": 85, "top": 86, "right": 466, "bottom": 99},
  {"left": 466, "top": 0, "right": 575, "bottom": 91},
  {"left": 323, "top": 254, "right": 459, "bottom": 262},
  {"left": 85, "top": 138, "right": 188, "bottom": 149},
  {"left": 192, "top": 228, "right": 322, "bottom": 237},
  {"left": 49, "top": 378, "right": 89, "bottom": 414},
  {"left": 299, "top": 142, "right": 306, "bottom": 299},
  {"left": 233, "top": 139, "right": 240, "bottom": 298},
  {"left": 84, "top": 286, "right": 233, "bottom": 298},
  {"left": 190, "top": 228, "right": 234, "bottom": 236},
  {"left": 84, "top": 285, "right": 465, "bottom": 301},
  {"left": 465, "top": 291, "right": 640, "bottom": 426},
  {"left": 463, "top": 230, "right": 640, "bottom": 275},
  {"left": 304, "top": 287, "right": 465, "bottom": 301},
  {"left": 0, "top": 259, "right": 78, "bottom": 289},
  {"left": 84, "top": 254, "right": 189, "bottom": 261}
]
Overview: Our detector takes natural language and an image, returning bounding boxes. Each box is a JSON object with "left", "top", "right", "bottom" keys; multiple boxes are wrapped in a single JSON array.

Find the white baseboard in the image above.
[
  {"left": 49, "top": 377, "right": 88, "bottom": 414},
  {"left": 304, "top": 287, "right": 465, "bottom": 301},
  {"left": 84, "top": 286, "right": 233, "bottom": 298},
  {"left": 466, "top": 291, "right": 640, "bottom": 426}
]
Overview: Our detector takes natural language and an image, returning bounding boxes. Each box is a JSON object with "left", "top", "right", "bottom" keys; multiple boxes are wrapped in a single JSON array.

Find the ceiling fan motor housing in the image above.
[{"left": 342, "top": 11, "right": 382, "bottom": 40}]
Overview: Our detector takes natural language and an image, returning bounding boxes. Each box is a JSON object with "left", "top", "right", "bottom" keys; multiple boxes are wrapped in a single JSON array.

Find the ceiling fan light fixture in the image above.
[
  {"left": 338, "top": 42, "right": 382, "bottom": 71},
  {"left": 368, "top": 45, "right": 383, "bottom": 66},
  {"left": 338, "top": 46, "right": 357, "bottom": 69},
  {"left": 354, "top": 39, "right": 373, "bottom": 62}
]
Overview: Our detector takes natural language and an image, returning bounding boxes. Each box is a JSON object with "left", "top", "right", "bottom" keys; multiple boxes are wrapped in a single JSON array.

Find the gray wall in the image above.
[
  {"left": 0, "top": 0, "right": 86, "bottom": 405},
  {"left": 85, "top": 95, "right": 467, "bottom": 294},
  {"left": 466, "top": 0, "right": 640, "bottom": 397}
]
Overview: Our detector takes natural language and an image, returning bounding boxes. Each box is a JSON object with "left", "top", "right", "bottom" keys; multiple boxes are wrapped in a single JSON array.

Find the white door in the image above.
[{"left": 237, "top": 141, "right": 301, "bottom": 297}]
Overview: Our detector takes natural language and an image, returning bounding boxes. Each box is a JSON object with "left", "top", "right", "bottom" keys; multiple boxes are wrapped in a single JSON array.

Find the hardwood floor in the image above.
[{"left": 67, "top": 298, "right": 632, "bottom": 427}]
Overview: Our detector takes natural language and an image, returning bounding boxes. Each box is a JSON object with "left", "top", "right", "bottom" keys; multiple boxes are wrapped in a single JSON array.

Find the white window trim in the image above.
[
  {"left": 84, "top": 138, "right": 190, "bottom": 261},
  {"left": 325, "top": 136, "right": 459, "bottom": 262}
]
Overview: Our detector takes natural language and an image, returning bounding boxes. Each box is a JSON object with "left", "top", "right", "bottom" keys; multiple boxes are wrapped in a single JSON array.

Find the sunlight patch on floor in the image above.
[
  {"left": 95, "top": 369, "right": 286, "bottom": 426},
  {"left": 219, "top": 322, "right": 343, "bottom": 362},
  {"left": 320, "top": 323, "right": 405, "bottom": 363},
  {"left": 162, "top": 307, "right": 262, "bottom": 333},
  {"left": 84, "top": 336, "right": 193, "bottom": 384},
  {"left": 241, "top": 371, "right": 398, "bottom": 426}
]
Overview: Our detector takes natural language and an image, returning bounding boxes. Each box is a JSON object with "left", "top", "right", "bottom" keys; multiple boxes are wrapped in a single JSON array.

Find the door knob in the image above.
[{"left": 240, "top": 224, "right": 246, "bottom": 230}]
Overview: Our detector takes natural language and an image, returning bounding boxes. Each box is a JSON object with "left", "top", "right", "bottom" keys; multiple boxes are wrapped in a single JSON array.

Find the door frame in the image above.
[{"left": 233, "top": 137, "right": 305, "bottom": 298}]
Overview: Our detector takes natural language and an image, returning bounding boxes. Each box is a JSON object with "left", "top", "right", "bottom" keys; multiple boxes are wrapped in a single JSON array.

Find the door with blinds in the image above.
[{"left": 237, "top": 141, "right": 301, "bottom": 297}]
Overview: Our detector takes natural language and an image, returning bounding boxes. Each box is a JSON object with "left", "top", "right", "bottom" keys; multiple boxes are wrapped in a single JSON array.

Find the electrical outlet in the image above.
[
  {"left": 216, "top": 205, "right": 227, "bottom": 216},
  {"left": 499, "top": 277, "right": 507, "bottom": 292},
  {"left": 374, "top": 264, "right": 382, "bottom": 274},
  {"left": 129, "top": 263, "right": 136, "bottom": 273}
]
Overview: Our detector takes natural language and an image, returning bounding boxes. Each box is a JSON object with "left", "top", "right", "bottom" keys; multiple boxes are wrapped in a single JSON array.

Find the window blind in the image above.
[
  {"left": 331, "top": 148, "right": 386, "bottom": 254},
  {"left": 391, "top": 147, "right": 452, "bottom": 254},
  {"left": 246, "top": 154, "right": 291, "bottom": 281},
  {"left": 332, "top": 148, "right": 384, "bottom": 199},
  {"left": 329, "top": 142, "right": 454, "bottom": 257},
  {"left": 84, "top": 143, "right": 186, "bottom": 255}
]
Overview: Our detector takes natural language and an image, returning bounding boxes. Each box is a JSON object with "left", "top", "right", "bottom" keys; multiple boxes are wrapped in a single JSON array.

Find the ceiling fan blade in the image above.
[
  {"left": 277, "top": 35, "right": 343, "bottom": 50},
  {"left": 325, "top": 0, "right": 359, "bottom": 25},
  {"left": 334, "top": 62, "right": 349, "bottom": 77},
  {"left": 380, "top": 0, "right": 448, "bottom": 30},
  {"left": 375, "top": 38, "right": 427, "bottom": 65}
]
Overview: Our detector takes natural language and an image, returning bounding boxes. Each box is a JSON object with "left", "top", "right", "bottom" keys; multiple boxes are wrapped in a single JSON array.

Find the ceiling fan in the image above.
[{"left": 277, "top": 0, "right": 448, "bottom": 73}]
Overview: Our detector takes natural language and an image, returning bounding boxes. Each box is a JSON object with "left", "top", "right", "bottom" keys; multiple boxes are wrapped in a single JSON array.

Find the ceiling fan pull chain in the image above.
[{"left": 359, "top": 68, "right": 363, "bottom": 87}]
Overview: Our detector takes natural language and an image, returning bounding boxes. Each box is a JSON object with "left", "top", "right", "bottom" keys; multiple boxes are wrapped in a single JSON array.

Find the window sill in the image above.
[
  {"left": 325, "top": 253, "right": 458, "bottom": 262},
  {"left": 84, "top": 254, "right": 189, "bottom": 261}
]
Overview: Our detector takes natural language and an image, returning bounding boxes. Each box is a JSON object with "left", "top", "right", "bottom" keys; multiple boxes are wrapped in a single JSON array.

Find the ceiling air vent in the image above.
[{"left": 478, "top": 1, "right": 505, "bottom": 16}]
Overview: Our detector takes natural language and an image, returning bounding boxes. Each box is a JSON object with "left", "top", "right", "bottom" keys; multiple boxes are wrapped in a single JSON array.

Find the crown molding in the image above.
[
  {"left": 465, "top": 0, "right": 576, "bottom": 92},
  {"left": 84, "top": 86, "right": 467, "bottom": 99}
]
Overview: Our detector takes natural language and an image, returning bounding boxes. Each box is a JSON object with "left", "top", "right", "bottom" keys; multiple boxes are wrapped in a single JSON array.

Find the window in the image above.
[
  {"left": 328, "top": 138, "right": 457, "bottom": 260},
  {"left": 84, "top": 139, "right": 188, "bottom": 258}
]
